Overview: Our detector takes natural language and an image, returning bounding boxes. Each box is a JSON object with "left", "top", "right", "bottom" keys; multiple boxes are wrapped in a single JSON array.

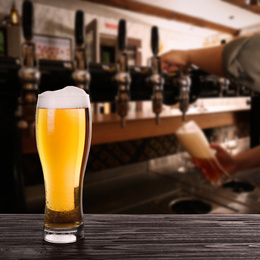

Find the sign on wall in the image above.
[{"left": 34, "top": 34, "right": 72, "bottom": 61}]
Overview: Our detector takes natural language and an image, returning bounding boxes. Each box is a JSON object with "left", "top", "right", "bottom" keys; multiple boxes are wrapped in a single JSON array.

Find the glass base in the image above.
[{"left": 43, "top": 223, "right": 84, "bottom": 244}]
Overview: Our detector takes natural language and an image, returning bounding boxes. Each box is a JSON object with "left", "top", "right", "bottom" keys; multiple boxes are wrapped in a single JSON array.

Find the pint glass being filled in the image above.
[
  {"left": 36, "top": 86, "right": 92, "bottom": 243},
  {"left": 176, "top": 120, "right": 230, "bottom": 186}
]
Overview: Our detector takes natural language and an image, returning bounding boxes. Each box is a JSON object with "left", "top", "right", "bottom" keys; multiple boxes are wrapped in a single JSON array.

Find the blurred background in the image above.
[{"left": 1, "top": 0, "right": 260, "bottom": 215}]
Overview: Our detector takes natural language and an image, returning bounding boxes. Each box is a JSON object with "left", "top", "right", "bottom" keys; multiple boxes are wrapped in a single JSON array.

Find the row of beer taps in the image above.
[
  {"left": 17, "top": 1, "right": 192, "bottom": 130},
  {"left": 111, "top": 20, "right": 192, "bottom": 127},
  {"left": 18, "top": 1, "right": 236, "bottom": 132}
]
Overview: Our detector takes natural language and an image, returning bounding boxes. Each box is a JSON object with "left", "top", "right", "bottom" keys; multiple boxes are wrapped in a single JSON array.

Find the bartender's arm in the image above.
[
  {"left": 161, "top": 34, "right": 260, "bottom": 92},
  {"left": 210, "top": 143, "right": 260, "bottom": 175},
  {"left": 161, "top": 34, "right": 260, "bottom": 175},
  {"left": 160, "top": 44, "right": 225, "bottom": 76}
]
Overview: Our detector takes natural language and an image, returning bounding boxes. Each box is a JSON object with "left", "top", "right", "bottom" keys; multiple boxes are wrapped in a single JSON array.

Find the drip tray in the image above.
[
  {"left": 112, "top": 168, "right": 260, "bottom": 214},
  {"left": 222, "top": 180, "right": 255, "bottom": 193},
  {"left": 151, "top": 189, "right": 239, "bottom": 214},
  {"left": 170, "top": 198, "right": 212, "bottom": 214}
]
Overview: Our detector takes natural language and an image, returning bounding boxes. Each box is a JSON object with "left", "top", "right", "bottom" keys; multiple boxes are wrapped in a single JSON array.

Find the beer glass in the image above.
[
  {"left": 36, "top": 86, "right": 92, "bottom": 243},
  {"left": 176, "top": 120, "right": 230, "bottom": 186}
]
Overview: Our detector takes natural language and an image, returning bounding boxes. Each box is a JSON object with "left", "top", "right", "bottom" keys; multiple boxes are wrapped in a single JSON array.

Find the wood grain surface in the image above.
[{"left": 1, "top": 214, "right": 260, "bottom": 259}]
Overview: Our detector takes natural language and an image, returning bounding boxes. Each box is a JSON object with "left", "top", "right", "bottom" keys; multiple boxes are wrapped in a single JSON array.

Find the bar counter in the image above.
[
  {"left": 1, "top": 214, "right": 260, "bottom": 259},
  {"left": 22, "top": 104, "right": 250, "bottom": 154}
]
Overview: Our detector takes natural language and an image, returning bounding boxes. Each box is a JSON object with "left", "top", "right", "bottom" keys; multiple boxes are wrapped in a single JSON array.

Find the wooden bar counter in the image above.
[
  {"left": 22, "top": 103, "right": 250, "bottom": 153},
  {"left": 1, "top": 214, "right": 260, "bottom": 259},
  {"left": 91, "top": 107, "right": 249, "bottom": 145}
]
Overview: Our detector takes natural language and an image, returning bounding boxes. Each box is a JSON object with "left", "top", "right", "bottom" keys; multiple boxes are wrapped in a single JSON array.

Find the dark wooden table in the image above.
[{"left": 1, "top": 214, "right": 260, "bottom": 259}]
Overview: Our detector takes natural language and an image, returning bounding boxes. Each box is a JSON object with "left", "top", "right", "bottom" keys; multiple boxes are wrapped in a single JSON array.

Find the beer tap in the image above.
[
  {"left": 175, "top": 72, "right": 191, "bottom": 122},
  {"left": 114, "top": 19, "right": 131, "bottom": 128},
  {"left": 147, "top": 26, "right": 164, "bottom": 124},
  {"left": 218, "top": 39, "right": 230, "bottom": 97},
  {"left": 72, "top": 10, "right": 90, "bottom": 92},
  {"left": 218, "top": 77, "right": 230, "bottom": 97},
  {"left": 18, "top": 0, "right": 40, "bottom": 136}
]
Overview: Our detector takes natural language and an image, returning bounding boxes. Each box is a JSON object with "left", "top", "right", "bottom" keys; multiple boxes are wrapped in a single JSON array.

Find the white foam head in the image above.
[
  {"left": 37, "top": 86, "right": 90, "bottom": 109},
  {"left": 176, "top": 120, "right": 213, "bottom": 159}
]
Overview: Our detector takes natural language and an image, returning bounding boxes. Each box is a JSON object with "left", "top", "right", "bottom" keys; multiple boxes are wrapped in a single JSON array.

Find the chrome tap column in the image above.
[
  {"left": 72, "top": 10, "right": 91, "bottom": 92},
  {"left": 114, "top": 19, "right": 131, "bottom": 128},
  {"left": 219, "top": 77, "right": 230, "bottom": 97},
  {"left": 147, "top": 26, "right": 164, "bottom": 124},
  {"left": 18, "top": 0, "right": 40, "bottom": 135},
  {"left": 175, "top": 73, "right": 191, "bottom": 122}
]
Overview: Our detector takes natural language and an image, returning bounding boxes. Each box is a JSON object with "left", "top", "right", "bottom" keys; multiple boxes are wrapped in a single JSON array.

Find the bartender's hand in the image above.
[
  {"left": 210, "top": 143, "right": 237, "bottom": 176},
  {"left": 160, "top": 45, "right": 225, "bottom": 76},
  {"left": 160, "top": 50, "right": 190, "bottom": 73}
]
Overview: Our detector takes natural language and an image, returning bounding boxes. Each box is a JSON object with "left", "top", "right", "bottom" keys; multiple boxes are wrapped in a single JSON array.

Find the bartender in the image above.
[{"left": 160, "top": 34, "right": 260, "bottom": 176}]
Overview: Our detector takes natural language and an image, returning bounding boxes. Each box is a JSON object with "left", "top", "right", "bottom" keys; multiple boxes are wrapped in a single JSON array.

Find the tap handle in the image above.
[
  {"left": 151, "top": 26, "right": 159, "bottom": 56},
  {"left": 118, "top": 19, "right": 127, "bottom": 51},
  {"left": 75, "top": 10, "right": 85, "bottom": 46},
  {"left": 22, "top": 0, "right": 33, "bottom": 41}
]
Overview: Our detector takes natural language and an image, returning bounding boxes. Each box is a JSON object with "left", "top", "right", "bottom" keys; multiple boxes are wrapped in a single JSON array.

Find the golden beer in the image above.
[
  {"left": 176, "top": 120, "right": 230, "bottom": 186},
  {"left": 36, "top": 86, "right": 91, "bottom": 243},
  {"left": 192, "top": 157, "right": 228, "bottom": 184}
]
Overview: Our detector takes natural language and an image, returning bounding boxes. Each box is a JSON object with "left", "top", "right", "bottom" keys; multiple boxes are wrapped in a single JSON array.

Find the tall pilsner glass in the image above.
[{"left": 36, "top": 86, "right": 92, "bottom": 243}]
